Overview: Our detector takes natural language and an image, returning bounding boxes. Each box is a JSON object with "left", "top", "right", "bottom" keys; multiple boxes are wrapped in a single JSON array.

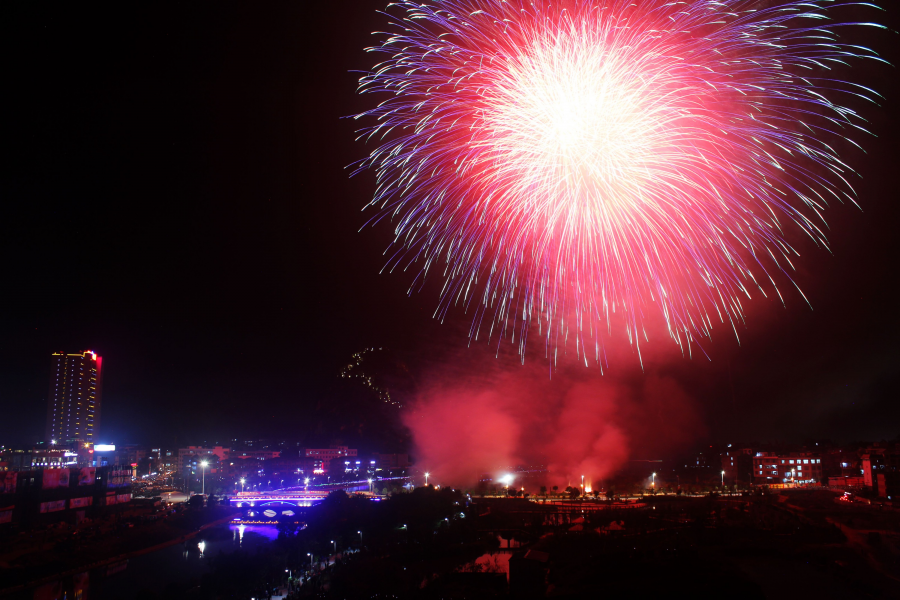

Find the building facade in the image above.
[
  {"left": 304, "top": 446, "right": 357, "bottom": 461},
  {"left": 720, "top": 448, "right": 753, "bottom": 484},
  {"left": 0, "top": 465, "right": 132, "bottom": 528},
  {"left": 304, "top": 446, "right": 357, "bottom": 473},
  {"left": 45, "top": 351, "right": 103, "bottom": 444},
  {"left": 752, "top": 452, "right": 823, "bottom": 485},
  {"left": 861, "top": 447, "right": 900, "bottom": 499}
]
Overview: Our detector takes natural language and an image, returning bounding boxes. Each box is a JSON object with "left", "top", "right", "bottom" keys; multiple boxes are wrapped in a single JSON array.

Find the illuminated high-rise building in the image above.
[{"left": 45, "top": 350, "right": 103, "bottom": 444}]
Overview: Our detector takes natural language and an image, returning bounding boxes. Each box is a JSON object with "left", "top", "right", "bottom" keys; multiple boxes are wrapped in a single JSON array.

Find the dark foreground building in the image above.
[{"left": 0, "top": 465, "right": 131, "bottom": 528}]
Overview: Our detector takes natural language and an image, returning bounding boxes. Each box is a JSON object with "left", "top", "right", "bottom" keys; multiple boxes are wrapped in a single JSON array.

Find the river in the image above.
[
  {"left": 95, "top": 524, "right": 279, "bottom": 599},
  {"left": 14, "top": 524, "right": 280, "bottom": 600}
]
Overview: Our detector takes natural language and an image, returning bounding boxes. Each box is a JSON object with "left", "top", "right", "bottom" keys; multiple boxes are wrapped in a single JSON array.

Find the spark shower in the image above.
[{"left": 354, "top": 0, "right": 885, "bottom": 366}]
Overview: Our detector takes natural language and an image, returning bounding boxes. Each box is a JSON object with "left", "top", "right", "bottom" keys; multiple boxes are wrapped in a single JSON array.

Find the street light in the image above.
[
  {"left": 358, "top": 530, "right": 363, "bottom": 544},
  {"left": 240, "top": 478, "right": 245, "bottom": 494},
  {"left": 500, "top": 474, "right": 513, "bottom": 496},
  {"left": 651, "top": 472, "right": 656, "bottom": 488},
  {"left": 425, "top": 472, "right": 430, "bottom": 486},
  {"left": 200, "top": 461, "right": 209, "bottom": 495},
  {"left": 367, "top": 478, "right": 373, "bottom": 493},
  {"left": 331, "top": 540, "right": 336, "bottom": 554},
  {"left": 721, "top": 470, "right": 725, "bottom": 487},
  {"left": 581, "top": 474, "right": 585, "bottom": 497}
]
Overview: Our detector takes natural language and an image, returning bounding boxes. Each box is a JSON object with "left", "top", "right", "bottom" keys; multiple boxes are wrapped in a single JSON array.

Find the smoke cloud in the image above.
[{"left": 402, "top": 338, "right": 706, "bottom": 488}]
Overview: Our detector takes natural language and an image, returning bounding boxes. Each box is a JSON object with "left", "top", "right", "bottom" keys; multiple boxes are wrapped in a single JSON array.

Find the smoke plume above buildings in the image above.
[{"left": 402, "top": 341, "right": 706, "bottom": 487}]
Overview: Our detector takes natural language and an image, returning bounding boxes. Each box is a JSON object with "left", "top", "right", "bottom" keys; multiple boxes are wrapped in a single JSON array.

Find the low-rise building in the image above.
[
  {"left": 230, "top": 449, "right": 281, "bottom": 461},
  {"left": 303, "top": 446, "right": 357, "bottom": 473},
  {"left": 752, "top": 452, "right": 823, "bottom": 485},
  {"left": 827, "top": 476, "right": 866, "bottom": 488},
  {"left": 861, "top": 446, "right": 900, "bottom": 499},
  {"left": 0, "top": 465, "right": 132, "bottom": 528},
  {"left": 720, "top": 448, "right": 753, "bottom": 484}
]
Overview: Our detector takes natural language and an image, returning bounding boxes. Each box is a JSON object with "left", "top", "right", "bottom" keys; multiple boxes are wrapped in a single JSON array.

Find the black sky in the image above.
[{"left": 3, "top": 2, "right": 898, "bottom": 450}]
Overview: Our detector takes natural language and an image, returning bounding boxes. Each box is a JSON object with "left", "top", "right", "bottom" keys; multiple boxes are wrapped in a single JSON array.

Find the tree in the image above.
[
  {"left": 605, "top": 489, "right": 614, "bottom": 501},
  {"left": 551, "top": 486, "right": 559, "bottom": 495},
  {"left": 539, "top": 486, "right": 547, "bottom": 496}
]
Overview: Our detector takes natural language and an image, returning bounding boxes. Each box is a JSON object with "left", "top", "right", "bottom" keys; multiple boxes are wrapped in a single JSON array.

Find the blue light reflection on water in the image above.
[
  {"left": 92, "top": 523, "right": 279, "bottom": 599},
  {"left": 233, "top": 523, "right": 280, "bottom": 544}
]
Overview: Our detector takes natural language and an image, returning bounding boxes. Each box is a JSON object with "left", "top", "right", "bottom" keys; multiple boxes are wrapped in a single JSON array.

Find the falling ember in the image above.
[{"left": 353, "top": 0, "right": 886, "bottom": 365}]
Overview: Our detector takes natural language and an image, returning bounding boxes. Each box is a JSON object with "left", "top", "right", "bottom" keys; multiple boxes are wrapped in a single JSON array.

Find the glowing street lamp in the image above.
[
  {"left": 200, "top": 461, "right": 209, "bottom": 495},
  {"left": 581, "top": 474, "right": 585, "bottom": 496},
  {"left": 307, "top": 552, "right": 313, "bottom": 566},
  {"left": 240, "top": 478, "right": 245, "bottom": 494},
  {"left": 367, "top": 478, "right": 373, "bottom": 493},
  {"left": 499, "top": 474, "right": 514, "bottom": 496},
  {"left": 721, "top": 470, "right": 725, "bottom": 487},
  {"left": 425, "top": 472, "right": 430, "bottom": 486},
  {"left": 651, "top": 472, "right": 656, "bottom": 488},
  {"left": 358, "top": 530, "right": 363, "bottom": 543},
  {"left": 331, "top": 540, "right": 336, "bottom": 554}
]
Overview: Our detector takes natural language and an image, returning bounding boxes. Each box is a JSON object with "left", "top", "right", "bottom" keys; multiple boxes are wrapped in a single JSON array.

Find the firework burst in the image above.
[{"left": 353, "top": 0, "right": 886, "bottom": 366}]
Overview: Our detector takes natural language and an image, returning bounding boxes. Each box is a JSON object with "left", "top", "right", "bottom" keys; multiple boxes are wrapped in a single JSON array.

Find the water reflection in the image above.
[
  {"left": 232, "top": 523, "right": 280, "bottom": 546},
  {"left": 17, "top": 524, "right": 283, "bottom": 599}
]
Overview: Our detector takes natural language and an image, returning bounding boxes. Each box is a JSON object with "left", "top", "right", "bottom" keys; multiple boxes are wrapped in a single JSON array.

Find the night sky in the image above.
[{"left": 3, "top": 3, "right": 898, "bottom": 454}]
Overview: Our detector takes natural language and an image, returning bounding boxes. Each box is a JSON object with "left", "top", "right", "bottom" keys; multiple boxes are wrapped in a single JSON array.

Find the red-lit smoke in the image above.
[{"left": 403, "top": 343, "right": 705, "bottom": 488}]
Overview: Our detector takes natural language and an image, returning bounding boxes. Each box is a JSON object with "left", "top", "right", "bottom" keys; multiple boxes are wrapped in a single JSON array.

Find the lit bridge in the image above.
[
  {"left": 229, "top": 492, "right": 330, "bottom": 523},
  {"left": 230, "top": 491, "right": 332, "bottom": 508}
]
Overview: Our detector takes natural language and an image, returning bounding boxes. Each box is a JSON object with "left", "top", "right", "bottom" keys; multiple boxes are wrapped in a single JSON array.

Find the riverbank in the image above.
[{"left": 0, "top": 505, "right": 239, "bottom": 596}]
